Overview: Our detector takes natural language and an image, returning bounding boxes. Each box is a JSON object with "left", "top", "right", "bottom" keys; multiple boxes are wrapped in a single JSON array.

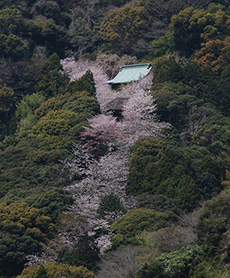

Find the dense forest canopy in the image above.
[{"left": 0, "top": 0, "right": 230, "bottom": 277}]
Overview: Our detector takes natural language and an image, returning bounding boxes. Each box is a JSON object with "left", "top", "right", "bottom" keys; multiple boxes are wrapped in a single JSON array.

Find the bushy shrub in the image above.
[
  {"left": 0, "top": 223, "right": 41, "bottom": 277},
  {"left": 136, "top": 194, "right": 180, "bottom": 214},
  {"left": 138, "top": 246, "right": 204, "bottom": 278},
  {"left": 67, "top": 70, "right": 96, "bottom": 97},
  {"left": 60, "top": 234, "right": 100, "bottom": 271},
  {"left": 197, "top": 193, "right": 230, "bottom": 255},
  {"left": 110, "top": 208, "right": 178, "bottom": 249},
  {"left": 97, "top": 193, "right": 124, "bottom": 217},
  {"left": 0, "top": 202, "right": 55, "bottom": 239},
  {"left": 0, "top": 202, "right": 56, "bottom": 277},
  {"left": 152, "top": 56, "right": 184, "bottom": 84}
]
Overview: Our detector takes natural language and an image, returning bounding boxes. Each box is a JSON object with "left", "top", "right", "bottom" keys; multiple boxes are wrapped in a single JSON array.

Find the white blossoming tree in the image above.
[
  {"left": 60, "top": 57, "right": 169, "bottom": 253},
  {"left": 121, "top": 89, "right": 168, "bottom": 146}
]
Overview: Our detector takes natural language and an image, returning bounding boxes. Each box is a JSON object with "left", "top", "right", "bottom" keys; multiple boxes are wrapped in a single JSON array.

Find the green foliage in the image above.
[
  {"left": 31, "top": 109, "right": 85, "bottom": 149},
  {"left": 21, "top": 93, "right": 46, "bottom": 113},
  {"left": 0, "top": 188, "right": 74, "bottom": 223},
  {"left": 17, "top": 262, "right": 94, "bottom": 278},
  {"left": 32, "top": 109, "right": 77, "bottom": 136},
  {"left": 0, "top": 222, "right": 41, "bottom": 277},
  {"left": 136, "top": 194, "right": 180, "bottom": 214},
  {"left": 100, "top": 3, "right": 146, "bottom": 55},
  {"left": 66, "top": 4, "right": 102, "bottom": 58},
  {"left": 60, "top": 234, "right": 100, "bottom": 271},
  {"left": 34, "top": 96, "right": 62, "bottom": 119},
  {"left": 201, "top": 80, "right": 230, "bottom": 117},
  {"left": 150, "top": 31, "right": 174, "bottom": 57},
  {"left": 32, "top": 1, "right": 61, "bottom": 24},
  {"left": 175, "top": 177, "right": 201, "bottom": 212},
  {"left": 35, "top": 53, "right": 69, "bottom": 98},
  {"left": 0, "top": 0, "right": 230, "bottom": 276},
  {"left": 152, "top": 56, "right": 184, "bottom": 84},
  {"left": 126, "top": 137, "right": 223, "bottom": 211},
  {"left": 28, "top": 15, "right": 68, "bottom": 57},
  {"left": 0, "top": 202, "right": 55, "bottom": 239},
  {"left": 67, "top": 70, "right": 96, "bottom": 97},
  {"left": 191, "top": 260, "right": 230, "bottom": 278},
  {"left": 100, "top": 4, "right": 145, "bottom": 43},
  {"left": 0, "top": 4, "right": 70, "bottom": 58},
  {"left": 138, "top": 245, "right": 204, "bottom": 278},
  {"left": 150, "top": 76, "right": 230, "bottom": 151},
  {"left": 197, "top": 193, "right": 230, "bottom": 255},
  {"left": 151, "top": 81, "right": 196, "bottom": 130},
  {"left": 0, "top": 85, "right": 13, "bottom": 115},
  {"left": 0, "top": 33, "right": 29, "bottom": 60},
  {"left": 0, "top": 57, "right": 100, "bottom": 227},
  {"left": 193, "top": 39, "right": 230, "bottom": 78},
  {"left": 97, "top": 193, "right": 124, "bottom": 217},
  {"left": 15, "top": 93, "right": 46, "bottom": 134},
  {"left": 189, "top": 39, "right": 230, "bottom": 116},
  {"left": 110, "top": 208, "right": 178, "bottom": 249},
  {"left": 28, "top": 70, "right": 100, "bottom": 149},
  {"left": 63, "top": 96, "right": 100, "bottom": 117},
  {"left": 152, "top": 57, "right": 203, "bottom": 88},
  {"left": 34, "top": 90, "right": 99, "bottom": 120},
  {"left": 0, "top": 139, "right": 71, "bottom": 197},
  {"left": 170, "top": 7, "right": 230, "bottom": 57},
  {"left": 0, "top": 8, "right": 26, "bottom": 36},
  {"left": 0, "top": 79, "right": 15, "bottom": 140},
  {"left": 30, "top": 189, "right": 74, "bottom": 223},
  {"left": 0, "top": 202, "right": 57, "bottom": 277}
]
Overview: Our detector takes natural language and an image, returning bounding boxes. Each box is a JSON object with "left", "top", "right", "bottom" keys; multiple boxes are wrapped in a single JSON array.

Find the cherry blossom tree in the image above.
[
  {"left": 64, "top": 147, "right": 135, "bottom": 252},
  {"left": 120, "top": 89, "right": 167, "bottom": 146},
  {"left": 62, "top": 142, "right": 95, "bottom": 179},
  {"left": 80, "top": 114, "right": 121, "bottom": 158}
]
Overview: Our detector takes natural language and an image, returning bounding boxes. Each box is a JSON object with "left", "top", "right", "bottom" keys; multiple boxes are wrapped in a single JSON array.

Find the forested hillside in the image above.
[{"left": 0, "top": 0, "right": 230, "bottom": 277}]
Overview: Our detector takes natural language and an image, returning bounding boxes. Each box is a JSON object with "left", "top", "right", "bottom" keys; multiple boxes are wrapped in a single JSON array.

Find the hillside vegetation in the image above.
[{"left": 0, "top": 0, "right": 230, "bottom": 277}]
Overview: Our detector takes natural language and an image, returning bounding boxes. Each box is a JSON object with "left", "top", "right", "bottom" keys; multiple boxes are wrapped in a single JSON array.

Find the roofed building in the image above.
[
  {"left": 106, "top": 63, "right": 152, "bottom": 119},
  {"left": 107, "top": 63, "right": 152, "bottom": 85}
]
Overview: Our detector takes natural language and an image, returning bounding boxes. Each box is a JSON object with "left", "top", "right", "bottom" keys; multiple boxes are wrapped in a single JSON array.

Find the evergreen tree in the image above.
[{"left": 35, "top": 53, "right": 69, "bottom": 98}]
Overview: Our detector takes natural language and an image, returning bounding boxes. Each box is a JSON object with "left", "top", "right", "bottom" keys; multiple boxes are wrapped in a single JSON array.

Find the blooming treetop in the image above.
[{"left": 80, "top": 114, "right": 121, "bottom": 154}]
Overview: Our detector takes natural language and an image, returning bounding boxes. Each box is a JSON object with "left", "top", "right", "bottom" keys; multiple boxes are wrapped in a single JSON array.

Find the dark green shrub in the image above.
[
  {"left": 136, "top": 194, "right": 180, "bottom": 214},
  {"left": 0, "top": 223, "right": 41, "bottom": 277},
  {"left": 63, "top": 96, "right": 100, "bottom": 117},
  {"left": 29, "top": 190, "right": 74, "bottom": 223},
  {"left": 197, "top": 193, "right": 230, "bottom": 255},
  {"left": 60, "top": 234, "right": 100, "bottom": 271},
  {"left": 67, "top": 70, "right": 96, "bottom": 97},
  {"left": 97, "top": 193, "right": 124, "bottom": 217},
  {"left": 152, "top": 56, "right": 184, "bottom": 84}
]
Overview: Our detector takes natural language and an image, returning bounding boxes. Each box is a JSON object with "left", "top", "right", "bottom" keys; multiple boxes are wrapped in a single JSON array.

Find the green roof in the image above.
[{"left": 107, "top": 63, "right": 152, "bottom": 84}]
